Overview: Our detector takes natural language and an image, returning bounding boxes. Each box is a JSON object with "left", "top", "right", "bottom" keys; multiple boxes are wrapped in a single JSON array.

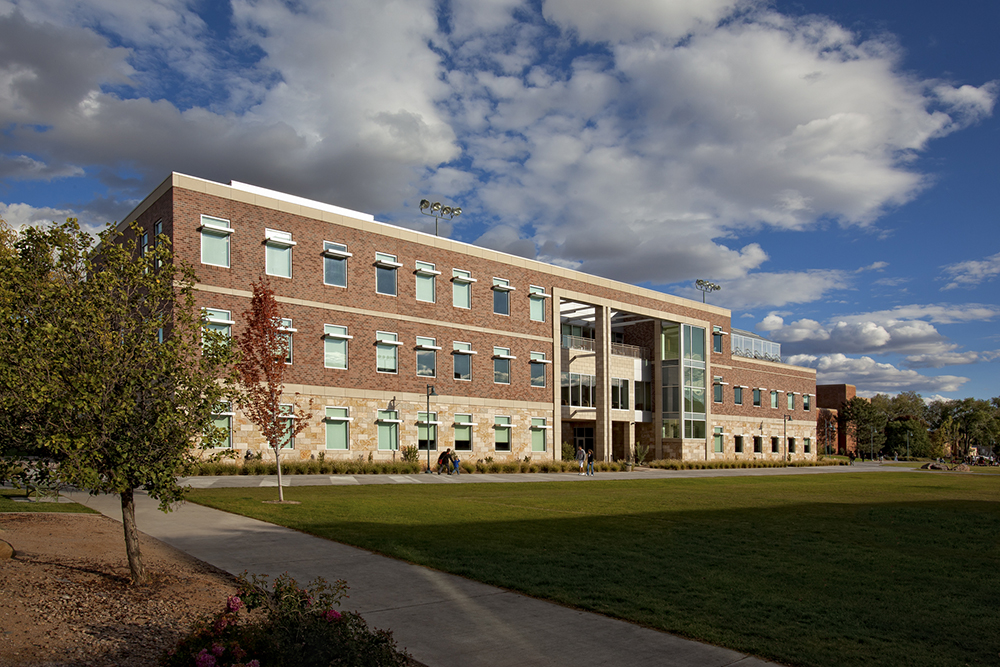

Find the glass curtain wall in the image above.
[{"left": 661, "top": 322, "right": 707, "bottom": 440}]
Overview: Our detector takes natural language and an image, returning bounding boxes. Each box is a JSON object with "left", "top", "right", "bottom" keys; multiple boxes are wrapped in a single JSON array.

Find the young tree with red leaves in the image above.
[{"left": 234, "top": 277, "right": 312, "bottom": 501}]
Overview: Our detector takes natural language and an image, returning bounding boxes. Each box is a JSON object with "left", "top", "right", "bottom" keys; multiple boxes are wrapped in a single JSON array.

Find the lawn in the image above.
[
  {"left": 188, "top": 473, "right": 1000, "bottom": 667},
  {"left": 0, "top": 488, "right": 97, "bottom": 513}
]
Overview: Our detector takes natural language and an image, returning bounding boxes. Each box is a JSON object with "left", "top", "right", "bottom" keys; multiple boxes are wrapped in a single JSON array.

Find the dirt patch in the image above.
[{"left": 0, "top": 512, "right": 236, "bottom": 667}]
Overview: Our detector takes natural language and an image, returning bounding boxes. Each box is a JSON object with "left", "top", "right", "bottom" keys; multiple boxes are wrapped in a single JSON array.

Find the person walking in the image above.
[
  {"left": 452, "top": 453, "right": 461, "bottom": 475},
  {"left": 586, "top": 448, "right": 595, "bottom": 476},
  {"left": 576, "top": 444, "right": 586, "bottom": 475}
]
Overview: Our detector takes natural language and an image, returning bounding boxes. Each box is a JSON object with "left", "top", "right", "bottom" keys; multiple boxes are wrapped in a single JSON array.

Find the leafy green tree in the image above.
[
  {"left": 884, "top": 419, "right": 934, "bottom": 458},
  {"left": 0, "top": 220, "right": 235, "bottom": 584},
  {"left": 234, "top": 277, "right": 312, "bottom": 502},
  {"left": 841, "top": 397, "right": 888, "bottom": 458}
]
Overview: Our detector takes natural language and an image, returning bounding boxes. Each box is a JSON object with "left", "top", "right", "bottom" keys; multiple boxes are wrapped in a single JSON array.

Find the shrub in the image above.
[
  {"left": 162, "top": 572, "right": 409, "bottom": 667},
  {"left": 400, "top": 445, "right": 420, "bottom": 463}
]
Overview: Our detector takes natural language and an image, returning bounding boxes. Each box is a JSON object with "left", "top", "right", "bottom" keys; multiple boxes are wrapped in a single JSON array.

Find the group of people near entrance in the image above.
[
  {"left": 576, "top": 445, "right": 595, "bottom": 476},
  {"left": 436, "top": 448, "right": 461, "bottom": 475}
]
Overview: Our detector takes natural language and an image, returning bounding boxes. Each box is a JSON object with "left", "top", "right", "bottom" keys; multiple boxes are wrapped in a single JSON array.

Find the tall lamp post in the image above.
[
  {"left": 419, "top": 199, "right": 462, "bottom": 237},
  {"left": 425, "top": 385, "right": 436, "bottom": 473},
  {"left": 695, "top": 279, "right": 721, "bottom": 303}
]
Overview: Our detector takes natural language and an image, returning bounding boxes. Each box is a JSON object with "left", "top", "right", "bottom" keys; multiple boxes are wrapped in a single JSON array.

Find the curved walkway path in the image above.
[{"left": 66, "top": 463, "right": 901, "bottom": 667}]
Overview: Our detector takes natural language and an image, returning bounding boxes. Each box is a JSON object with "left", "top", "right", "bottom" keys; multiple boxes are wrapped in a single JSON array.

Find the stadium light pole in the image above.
[
  {"left": 419, "top": 199, "right": 462, "bottom": 236},
  {"left": 695, "top": 279, "right": 720, "bottom": 303}
]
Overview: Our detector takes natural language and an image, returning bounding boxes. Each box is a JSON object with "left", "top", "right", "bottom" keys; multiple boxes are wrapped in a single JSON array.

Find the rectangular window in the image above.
[
  {"left": 203, "top": 308, "right": 233, "bottom": 351},
  {"left": 753, "top": 389, "right": 762, "bottom": 407},
  {"left": 635, "top": 381, "right": 652, "bottom": 412},
  {"left": 713, "top": 326, "right": 724, "bottom": 354},
  {"left": 377, "top": 410, "right": 399, "bottom": 450},
  {"left": 804, "top": 437, "right": 811, "bottom": 453},
  {"left": 734, "top": 386, "right": 743, "bottom": 406},
  {"left": 713, "top": 426, "right": 723, "bottom": 453},
  {"left": 416, "top": 336, "right": 438, "bottom": 378},
  {"left": 495, "top": 416, "right": 511, "bottom": 451},
  {"left": 493, "top": 346, "right": 512, "bottom": 384},
  {"left": 531, "top": 417, "right": 547, "bottom": 452},
  {"left": 803, "top": 394, "right": 812, "bottom": 411},
  {"left": 770, "top": 391, "right": 779, "bottom": 409},
  {"left": 279, "top": 404, "right": 294, "bottom": 449},
  {"left": 493, "top": 278, "right": 512, "bottom": 316},
  {"left": 153, "top": 220, "right": 163, "bottom": 270},
  {"left": 611, "top": 378, "right": 630, "bottom": 410},
  {"left": 376, "top": 331, "right": 400, "bottom": 373},
  {"left": 325, "top": 407, "right": 350, "bottom": 450},
  {"left": 453, "top": 341, "right": 473, "bottom": 381},
  {"left": 323, "top": 325, "right": 350, "bottom": 369},
  {"left": 265, "top": 229, "right": 295, "bottom": 278},
  {"left": 452, "top": 269, "right": 474, "bottom": 309},
  {"left": 735, "top": 435, "right": 744, "bottom": 453},
  {"left": 278, "top": 318, "right": 295, "bottom": 364},
  {"left": 787, "top": 392, "right": 795, "bottom": 410},
  {"left": 415, "top": 261, "right": 438, "bottom": 303},
  {"left": 323, "top": 241, "right": 350, "bottom": 288},
  {"left": 788, "top": 437, "right": 796, "bottom": 453},
  {"left": 771, "top": 436, "right": 780, "bottom": 454},
  {"left": 529, "top": 285, "right": 548, "bottom": 322},
  {"left": 210, "top": 403, "right": 233, "bottom": 448},
  {"left": 454, "top": 414, "right": 473, "bottom": 451},
  {"left": 753, "top": 436, "right": 762, "bottom": 453},
  {"left": 200, "top": 215, "right": 233, "bottom": 268},
  {"left": 375, "top": 252, "right": 400, "bottom": 296},
  {"left": 713, "top": 377, "right": 723, "bottom": 403},
  {"left": 418, "top": 411, "right": 438, "bottom": 451},
  {"left": 530, "top": 351, "right": 547, "bottom": 388}
]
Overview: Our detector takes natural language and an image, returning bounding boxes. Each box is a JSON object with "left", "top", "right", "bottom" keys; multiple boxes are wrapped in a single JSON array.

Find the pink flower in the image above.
[
  {"left": 227, "top": 595, "right": 243, "bottom": 613},
  {"left": 211, "top": 643, "right": 225, "bottom": 657},
  {"left": 195, "top": 649, "right": 216, "bottom": 667},
  {"left": 248, "top": 661, "right": 260, "bottom": 667},
  {"left": 324, "top": 609, "right": 342, "bottom": 622},
  {"left": 213, "top": 617, "right": 229, "bottom": 633}
]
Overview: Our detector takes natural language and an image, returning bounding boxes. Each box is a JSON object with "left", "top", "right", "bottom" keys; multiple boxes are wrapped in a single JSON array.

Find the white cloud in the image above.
[
  {"left": 787, "top": 353, "right": 969, "bottom": 393},
  {"left": 0, "top": 201, "right": 79, "bottom": 230},
  {"left": 904, "top": 350, "right": 1000, "bottom": 369},
  {"left": 940, "top": 251, "right": 1000, "bottom": 290}
]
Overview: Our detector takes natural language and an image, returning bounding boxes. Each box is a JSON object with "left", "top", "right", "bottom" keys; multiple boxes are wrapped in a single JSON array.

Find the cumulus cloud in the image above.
[
  {"left": 940, "top": 251, "right": 1000, "bottom": 290},
  {"left": 786, "top": 353, "right": 969, "bottom": 393},
  {"left": 904, "top": 350, "right": 1000, "bottom": 369},
  {"left": 0, "top": 202, "right": 78, "bottom": 230}
]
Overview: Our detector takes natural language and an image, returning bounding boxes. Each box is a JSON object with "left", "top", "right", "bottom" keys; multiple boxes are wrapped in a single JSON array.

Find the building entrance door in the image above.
[{"left": 574, "top": 426, "right": 594, "bottom": 456}]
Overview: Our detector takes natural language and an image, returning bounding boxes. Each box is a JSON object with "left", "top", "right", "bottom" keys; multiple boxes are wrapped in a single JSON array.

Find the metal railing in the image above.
[{"left": 561, "top": 335, "right": 649, "bottom": 360}]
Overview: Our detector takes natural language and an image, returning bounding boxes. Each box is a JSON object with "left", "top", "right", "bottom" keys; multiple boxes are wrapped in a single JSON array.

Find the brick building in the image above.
[{"left": 120, "top": 173, "right": 817, "bottom": 463}]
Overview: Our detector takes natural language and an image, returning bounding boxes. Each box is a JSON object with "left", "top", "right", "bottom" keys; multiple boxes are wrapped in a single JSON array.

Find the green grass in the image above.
[
  {"left": 188, "top": 473, "right": 1000, "bottom": 667},
  {"left": 0, "top": 488, "right": 97, "bottom": 513}
]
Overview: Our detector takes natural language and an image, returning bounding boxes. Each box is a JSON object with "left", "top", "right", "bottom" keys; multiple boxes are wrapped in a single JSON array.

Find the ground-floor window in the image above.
[
  {"left": 531, "top": 418, "right": 547, "bottom": 452},
  {"left": 713, "top": 426, "right": 723, "bottom": 453},
  {"left": 771, "top": 436, "right": 779, "bottom": 453},
  {"left": 495, "top": 416, "right": 511, "bottom": 451},
  {"left": 377, "top": 410, "right": 399, "bottom": 450},
  {"left": 454, "top": 414, "right": 473, "bottom": 451},
  {"left": 735, "top": 435, "right": 744, "bottom": 453},
  {"left": 804, "top": 437, "right": 811, "bottom": 453},
  {"left": 788, "top": 437, "right": 796, "bottom": 453},
  {"left": 754, "top": 436, "right": 762, "bottom": 453},
  {"left": 325, "top": 407, "right": 350, "bottom": 450},
  {"left": 418, "top": 411, "right": 438, "bottom": 451}
]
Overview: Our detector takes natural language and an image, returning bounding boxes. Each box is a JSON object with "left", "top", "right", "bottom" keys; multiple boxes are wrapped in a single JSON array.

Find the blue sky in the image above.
[{"left": 1, "top": 0, "right": 997, "bottom": 400}]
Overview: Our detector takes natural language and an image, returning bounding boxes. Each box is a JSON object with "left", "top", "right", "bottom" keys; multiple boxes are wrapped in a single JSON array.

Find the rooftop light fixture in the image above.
[
  {"left": 695, "top": 279, "right": 721, "bottom": 303},
  {"left": 419, "top": 199, "right": 462, "bottom": 236}
]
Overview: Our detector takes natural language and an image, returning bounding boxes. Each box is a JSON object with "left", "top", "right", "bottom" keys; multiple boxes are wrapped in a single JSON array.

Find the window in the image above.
[
  {"left": 209, "top": 403, "right": 233, "bottom": 448},
  {"left": 804, "top": 437, "right": 811, "bottom": 453},
  {"left": 771, "top": 436, "right": 779, "bottom": 454},
  {"left": 788, "top": 437, "right": 796, "bottom": 453},
  {"left": 770, "top": 391, "right": 779, "bottom": 409},
  {"left": 493, "top": 346, "right": 513, "bottom": 384},
  {"left": 200, "top": 215, "right": 232, "bottom": 268},
  {"left": 418, "top": 411, "right": 438, "bottom": 451},
  {"left": 611, "top": 378, "right": 630, "bottom": 410},
  {"left": 325, "top": 407, "right": 351, "bottom": 450},
  {"left": 787, "top": 392, "right": 795, "bottom": 410},
  {"left": 753, "top": 389, "right": 762, "bottom": 407},
  {"left": 493, "top": 278, "right": 513, "bottom": 315},
  {"left": 278, "top": 318, "right": 295, "bottom": 364},
  {"left": 531, "top": 418, "right": 548, "bottom": 452},
  {"left": 454, "top": 414, "right": 473, "bottom": 451},
  {"left": 530, "top": 352, "right": 548, "bottom": 388},
  {"left": 803, "top": 394, "right": 812, "bottom": 411},
  {"left": 323, "top": 242, "right": 350, "bottom": 287},
  {"left": 452, "top": 269, "right": 474, "bottom": 309},
  {"left": 735, "top": 435, "right": 744, "bottom": 453},
  {"left": 753, "top": 436, "right": 762, "bottom": 453},
  {"left": 495, "top": 416, "right": 511, "bottom": 451},
  {"left": 415, "top": 261, "right": 439, "bottom": 303},
  {"left": 323, "top": 325, "right": 351, "bottom": 369},
  {"left": 416, "top": 336, "right": 439, "bottom": 378},
  {"left": 265, "top": 229, "right": 295, "bottom": 278},
  {"left": 376, "top": 331, "right": 400, "bottom": 373},
  {"left": 453, "top": 341, "right": 474, "bottom": 381},
  {"left": 203, "top": 308, "right": 233, "bottom": 351},
  {"left": 375, "top": 252, "right": 401, "bottom": 296},
  {"left": 635, "top": 381, "right": 653, "bottom": 412},
  {"left": 377, "top": 410, "right": 399, "bottom": 450},
  {"left": 713, "top": 326, "right": 724, "bottom": 354},
  {"left": 562, "top": 372, "right": 597, "bottom": 408},
  {"left": 153, "top": 220, "right": 163, "bottom": 270},
  {"left": 713, "top": 377, "right": 723, "bottom": 403},
  {"left": 734, "top": 386, "right": 743, "bottom": 406},
  {"left": 279, "top": 404, "right": 295, "bottom": 449},
  {"left": 713, "top": 426, "right": 723, "bottom": 453},
  {"left": 529, "top": 285, "right": 549, "bottom": 322},
  {"left": 141, "top": 231, "right": 149, "bottom": 258}
]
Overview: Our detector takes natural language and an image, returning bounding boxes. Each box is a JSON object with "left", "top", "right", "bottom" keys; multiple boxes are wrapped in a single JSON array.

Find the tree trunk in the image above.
[
  {"left": 274, "top": 446, "right": 284, "bottom": 502},
  {"left": 120, "top": 488, "right": 146, "bottom": 585}
]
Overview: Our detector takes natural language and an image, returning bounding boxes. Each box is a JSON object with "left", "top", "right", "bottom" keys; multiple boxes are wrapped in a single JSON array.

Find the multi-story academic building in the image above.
[{"left": 120, "top": 173, "right": 817, "bottom": 462}]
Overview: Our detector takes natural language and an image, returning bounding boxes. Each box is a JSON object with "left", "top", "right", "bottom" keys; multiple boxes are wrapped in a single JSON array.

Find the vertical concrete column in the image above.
[
  {"left": 653, "top": 320, "right": 663, "bottom": 460},
  {"left": 551, "top": 293, "right": 562, "bottom": 461},
  {"left": 594, "top": 304, "right": 612, "bottom": 462}
]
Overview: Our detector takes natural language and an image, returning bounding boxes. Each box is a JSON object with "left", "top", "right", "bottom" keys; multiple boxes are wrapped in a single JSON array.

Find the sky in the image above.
[{"left": 1, "top": 0, "right": 998, "bottom": 401}]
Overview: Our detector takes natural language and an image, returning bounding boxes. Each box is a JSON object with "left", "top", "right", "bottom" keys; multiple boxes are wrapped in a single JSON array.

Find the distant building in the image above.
[
  {"left": 119, "top": 173, "right": 817, "bottom": 462},
  {"left": 816, "top": 384, "right": 859, "bottom": 455}
]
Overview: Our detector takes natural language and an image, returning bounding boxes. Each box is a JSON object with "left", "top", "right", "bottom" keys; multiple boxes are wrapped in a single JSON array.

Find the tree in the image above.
[
  {"left": 817, "top": 409, "right": 838, "bottom": 455},
  {"left": 0, "top": 220, "right": 235, "bottom": 584},
  {"left": 234, "top": 277, "right": 312, "bottom": 501},
  {"left": 884, "top": 419, "right": 934, "bottom": 458},
  {"left": 841, "top": 397, "right": 888, "bottom": 458}
]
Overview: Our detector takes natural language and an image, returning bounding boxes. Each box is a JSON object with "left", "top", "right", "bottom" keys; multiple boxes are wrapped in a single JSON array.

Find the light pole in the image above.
[
  {"left": 425, "top": 384, "right": 436, "bottom": 473},
  {"left": 419, "top": 199, "right": 462, "bottom": 237},
  {"left": 695, "top": 279, "right": 721, "bottom": 303}
]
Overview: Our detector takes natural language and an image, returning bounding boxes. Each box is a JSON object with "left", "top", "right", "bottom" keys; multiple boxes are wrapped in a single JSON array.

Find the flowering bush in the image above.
[{"left": 162, "top": 572, "right": 410, "bottom": 667}]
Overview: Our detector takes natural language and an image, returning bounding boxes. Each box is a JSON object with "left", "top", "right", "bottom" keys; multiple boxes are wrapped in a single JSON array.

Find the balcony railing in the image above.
[
  {"left": 562, "top": 334, "right": 595, "bottom": 351},
  {"left": 562, "top": 335, "right": 649, "bottom": 360}
]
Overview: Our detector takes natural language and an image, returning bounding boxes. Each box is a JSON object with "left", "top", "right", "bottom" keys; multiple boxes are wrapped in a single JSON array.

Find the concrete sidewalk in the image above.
[{"left": 62, "top": 473, "right": 795, "bottom": 667}]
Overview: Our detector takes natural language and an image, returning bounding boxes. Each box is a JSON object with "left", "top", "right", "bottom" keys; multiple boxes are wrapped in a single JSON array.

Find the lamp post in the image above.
[
  {"left": 425, "top": 385, "right": 436, "bottom": 473},
  {"left": 419, "top": 199, "right": 462, "bottom": 237},
  {"left": 695, "top": 279, "right": 721, "bottom": 303}
]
